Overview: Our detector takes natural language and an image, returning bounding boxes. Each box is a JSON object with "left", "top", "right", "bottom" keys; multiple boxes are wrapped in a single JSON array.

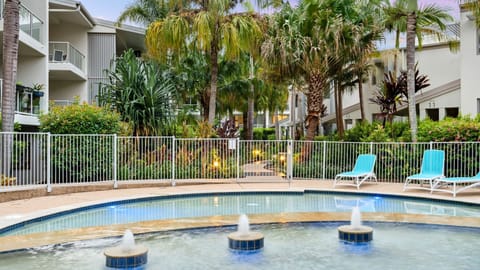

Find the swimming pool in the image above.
[
  {"left": 0, "top": 222, "right": 479, "bottom": 270},
  {"left": 2, "top": 191, "right": 479, "bottom": 236}
]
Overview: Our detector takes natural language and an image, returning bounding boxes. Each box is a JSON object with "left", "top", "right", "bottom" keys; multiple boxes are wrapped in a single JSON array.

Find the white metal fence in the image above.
[{"left": 1, "top": 132, "right": 480, "bottom": 192}]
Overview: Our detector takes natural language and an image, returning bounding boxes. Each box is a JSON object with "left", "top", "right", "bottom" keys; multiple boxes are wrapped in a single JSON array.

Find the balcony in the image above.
[
  {"left": 1, "top": 2, "right": 45, "bottom": 56},
  {"left": 19, "top": 4, "right": 43, "bottom": 44},
  {"left": 49, "top": 42, "right": 87, "bottom": 81}
]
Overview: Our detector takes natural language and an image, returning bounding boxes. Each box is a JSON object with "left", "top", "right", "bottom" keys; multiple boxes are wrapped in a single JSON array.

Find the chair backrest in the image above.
[
  {"left": 352, "top": 154, "right": 376, "bottom": 173},
  {"left": 420, "top": 149, "right": 445, "bottom": 175}
]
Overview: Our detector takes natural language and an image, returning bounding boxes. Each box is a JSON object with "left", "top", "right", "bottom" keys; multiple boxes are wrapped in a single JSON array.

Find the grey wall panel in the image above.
[{"left": 88, "top": 33, "right": 116, "bottom": 104}]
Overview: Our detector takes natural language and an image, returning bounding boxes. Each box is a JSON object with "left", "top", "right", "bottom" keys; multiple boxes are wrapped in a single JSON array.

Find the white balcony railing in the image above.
[
  {"left": 0, "top": 2, "right": 43, "bottom": 43},
  {"left": 19, "top": 4, "right": 43, "bottom": 43},
  {"left": 49, "top": 42, "right": 86, "bottom": 72}
]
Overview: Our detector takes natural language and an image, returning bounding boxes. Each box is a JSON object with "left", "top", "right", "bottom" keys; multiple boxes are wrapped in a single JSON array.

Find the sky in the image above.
[{"left": 80, "top": 0, "right": 460, "bottom": 24}]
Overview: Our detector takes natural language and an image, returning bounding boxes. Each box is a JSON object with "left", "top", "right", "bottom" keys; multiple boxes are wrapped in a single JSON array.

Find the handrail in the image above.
[{"left": 49, "top": 41, "right": 86, "bottom": 72}]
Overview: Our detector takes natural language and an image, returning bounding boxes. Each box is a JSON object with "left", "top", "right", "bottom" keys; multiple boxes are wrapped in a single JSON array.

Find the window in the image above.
[
  {"left": 445, "top": 107, "right": 459, "bottom": 118},
  {"left": 426, "top": 108, "right": 439, "bottom": 121},
  {"left": 477, "top": 98, "right": 480, "bottom": 114}
]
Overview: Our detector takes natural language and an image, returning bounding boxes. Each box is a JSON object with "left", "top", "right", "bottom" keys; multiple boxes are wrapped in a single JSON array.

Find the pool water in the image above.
[
  {"left": 2, "top": 192, "right": 480, "bottom": 236},
  {"left": 0, "top": 222, "right": 478, "bottom": 270}
]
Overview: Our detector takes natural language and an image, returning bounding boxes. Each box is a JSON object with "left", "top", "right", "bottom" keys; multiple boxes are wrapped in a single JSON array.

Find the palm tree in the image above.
[
  {"left": 117, "top": 0, "right": 171, "bottom": 26},
  {"left": 262, "top": 2, "right": 331, "bottom": 141},
  {"left": 1, "top": 0, "right": 20, "bottom": 180},
  {"left": 146, "top": 0, "right": 263, "bottom": 125},
  {"left": 1, "top": 0, "right": 20, "bottom": 132},
  {"left": 383, "top": 0, "right": 453, "bottom": 77}
]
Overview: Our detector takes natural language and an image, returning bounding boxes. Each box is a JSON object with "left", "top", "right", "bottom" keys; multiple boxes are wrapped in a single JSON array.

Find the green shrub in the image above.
[
  {"left": 252, "top": 128, "right": 276, "bottom": 140},
  {"left": 39, "top": 101, "right": 121, "bottom": 134},
  {"left": 417, "top": 116, "right": 480, "bottom": 142},
  {"left": 39, "top": 102, "right": 121, "bottom": 182}
]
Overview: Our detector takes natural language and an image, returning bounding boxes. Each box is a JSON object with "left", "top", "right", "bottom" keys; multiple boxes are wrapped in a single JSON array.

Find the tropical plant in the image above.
[
  {"left": 174, "top": 49, "right": 211, "bottom": 120},
  {"left": 100, "top": 49, "right": 176, "bottom": 136},
  {"left": 146, "top": 0, "right": 263, "bottom": 125},
  {"left": 370, "top": 66, "right": 430, "bottom": 126},
  {"left": 117, "top": 0, "right": 171, "bottom": 26}
]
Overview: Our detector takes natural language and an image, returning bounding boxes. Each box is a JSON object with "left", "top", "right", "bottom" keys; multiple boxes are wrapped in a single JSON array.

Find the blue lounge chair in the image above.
[
  {"left": 334, "top": 154, "right": 377, "bottom": 190},
  {"left": 403, "top": 149, "right": 445, "bottom": 192},
  {"left": 431, "top": 171, "right": 480, "bottom": 197}
]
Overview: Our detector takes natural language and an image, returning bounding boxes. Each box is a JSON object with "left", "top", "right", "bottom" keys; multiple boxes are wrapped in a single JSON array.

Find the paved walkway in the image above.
[{"left": 0, "top": 180, "right": 479, "bottom": 252}]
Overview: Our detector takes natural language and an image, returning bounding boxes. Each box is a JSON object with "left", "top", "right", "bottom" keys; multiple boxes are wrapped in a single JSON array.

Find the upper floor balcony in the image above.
[
  {"left": 1, "top": 1, "right": 45, "bottom": 56},
  {"left": 49, "top": 42, "right": 87, "bottom": 81}
]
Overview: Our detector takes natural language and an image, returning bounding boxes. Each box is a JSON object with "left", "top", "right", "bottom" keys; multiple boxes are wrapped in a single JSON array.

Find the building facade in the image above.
[{"left": 0, "top": 0, "right": 145, "bottom": 130}]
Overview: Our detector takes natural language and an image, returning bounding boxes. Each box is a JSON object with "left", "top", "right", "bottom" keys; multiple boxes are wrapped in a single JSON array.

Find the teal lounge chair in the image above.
[
  {"left": 403, "top": 149, "right": 445, "bottom": 192},
  {"left": 334, "top": 154, "right": 377, "bottom": 190},
  {"left": 431, "top": 171, "right": 480, "bottom": 197}
]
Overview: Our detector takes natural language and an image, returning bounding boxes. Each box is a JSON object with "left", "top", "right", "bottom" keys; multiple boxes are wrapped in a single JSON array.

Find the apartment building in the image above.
[
  {"left": 321, "top": 5, "right": 480, "bottom": 132},
  {"left": 0, "top": 0, "right": 145, "bottom": 130}
]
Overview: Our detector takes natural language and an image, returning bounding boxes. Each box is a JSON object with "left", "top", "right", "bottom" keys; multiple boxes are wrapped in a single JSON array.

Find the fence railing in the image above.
[{"left": 1, "top": 132, "right": 480, "bottom": 192}]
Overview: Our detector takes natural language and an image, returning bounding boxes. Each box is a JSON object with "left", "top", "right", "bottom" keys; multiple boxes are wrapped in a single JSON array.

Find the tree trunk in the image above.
[
  {"left": 358, "top": 73, "right": 366, "bottom": 122},
  {"left": 393, "top": 30, "right": 400, "bottom": 77},
  {"left": 246, "top": 56, "right": 254, "bottom": 140},
  {"left": 242, "top": 111, "right": 248, "bottom": 140},
  {"left": 274, "top": 109, "right": 280, "bottom": 140},
  {"left": 305, "top": 70, "right": 325, "bottom": 141},
  {"left": 207, "top": 31, "right": 219, "bottom": 125},
  {"left": 1, "top": 0, "right": 20, "bottom": 179},
  {"left": 407, "top": 11, "right": 417, "bottom": 142},
  {"left": 335, "top": 81, "right": 345, "bottom": 139},
  {"left": 2, "top": 0, "right": 20, "bottom": 132}
]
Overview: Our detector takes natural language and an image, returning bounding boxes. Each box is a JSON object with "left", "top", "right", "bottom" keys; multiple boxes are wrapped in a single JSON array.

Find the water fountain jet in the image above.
[
  {"left": 228, "top": 214, "right": 264, "bottom": 250},
  {"left": 338, "top": 207, "right": 373, "bottom": 243},
  {"left": 104, "top": 229, "right": 148, "bottom": 268}
]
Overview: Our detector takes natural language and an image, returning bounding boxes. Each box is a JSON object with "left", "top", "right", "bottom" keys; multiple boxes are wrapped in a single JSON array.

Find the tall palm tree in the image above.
[
  {"left": 1, "top": 0, "right": 20, "bottom": 179},
  {"left": 2, "top": 0, "right": 20, "bottom": 132},
  {"left": 262, "top": 2, "right": 331, "bottom": 141},
  {"left": 146, "top": 0, "right": 263, "bottom": 125},
  {"left": 350, "top": 2, "right": 385, "bottom": 122},
  {"left": 321, "top": 0, "right": 384, "bottom": 138},
  {"left": 383, "top": 0, "right": 453, "bottom": 76},
  {"left": 406, "top": 0, "right": 452, "bottom": 142}
]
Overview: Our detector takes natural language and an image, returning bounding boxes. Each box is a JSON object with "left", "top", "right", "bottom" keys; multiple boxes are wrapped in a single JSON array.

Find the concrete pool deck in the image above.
[{"left": 0, "top": 180, "right": 479, "bottom": 252}]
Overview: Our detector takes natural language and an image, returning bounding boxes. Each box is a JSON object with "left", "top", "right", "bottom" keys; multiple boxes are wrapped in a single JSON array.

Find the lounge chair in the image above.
[
  {"left": 334, "top": 154, "right": 377, "bottom": 190},
  {"left": 431, "top": 171, "right": 480, "bottom": 197},
  {"left": 403, "top": 149, "right": 444, "bottom": 192}
]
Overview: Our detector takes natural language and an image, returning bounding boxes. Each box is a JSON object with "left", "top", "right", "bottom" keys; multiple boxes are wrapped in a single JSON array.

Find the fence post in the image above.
[
  {"left": 430, "top": 141, "right": 433, "bottom": 149},
  {"left": 172, "top": 136, "right": 176, "bottom": 186},
  {"left": 287, "top": 140, "right": 293, "bottom": 182},
  {"left": 113, "top": 134, "right": 118, "bottom": 189},
  {"left": 236, "top": 138, "right": 240, "bottom": 181},
  {"left": 370, "top": 142, "right": 373, "bottom": 154},
  {"left": 322, "top": 141, "right": 327, "bottom": 180},
  {"left": 46, "top": 133, "right": 52, "bottom": 193}
]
